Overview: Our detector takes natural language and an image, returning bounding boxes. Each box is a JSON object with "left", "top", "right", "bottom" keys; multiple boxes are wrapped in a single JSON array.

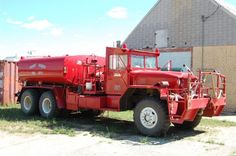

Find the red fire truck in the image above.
[{"left": 17, "top": 45, "right": 226, "bottom": 136}]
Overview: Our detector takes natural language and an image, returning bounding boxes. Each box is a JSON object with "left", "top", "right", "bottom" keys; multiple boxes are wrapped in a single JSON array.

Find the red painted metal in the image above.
[
  {"left": 18, "top": 55, "right": 105, "bottom": 85},
  {"left": 188, "top": 98, "right": 209, "bottom": 110},
  {"left": 78, "top": 96, "right": 106, "bottom": 109},
  {"left": 130, "top": 70, "right": 191, "bottom": 88},
  {"left": 17, "top": 46, "right": 226, "bottom": 126},
  {"left": 106, "top": 96, "right": 121, "bottom": 110},
  {"left": 0, "top": 61, "right": 21, "bottom": 105}
]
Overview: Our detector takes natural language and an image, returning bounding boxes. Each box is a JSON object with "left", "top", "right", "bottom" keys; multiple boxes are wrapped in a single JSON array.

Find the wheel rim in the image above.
[
  {"left": 42, "top": 98, "right": 52, "bottom": 114},
  {"left": 140, "top": 107, "right": 158, "bottom": 129},
  {"left": 23, "top": 96, "right": 32, "bottom": 111}
]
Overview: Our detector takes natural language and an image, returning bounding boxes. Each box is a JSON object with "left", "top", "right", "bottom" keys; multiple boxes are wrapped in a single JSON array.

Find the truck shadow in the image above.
[
  {"left": 0, "top": 107, "right": 205, "bottom": 145},
  {"left": 73, "top": 116, "right": 205, "bottom": 145}
]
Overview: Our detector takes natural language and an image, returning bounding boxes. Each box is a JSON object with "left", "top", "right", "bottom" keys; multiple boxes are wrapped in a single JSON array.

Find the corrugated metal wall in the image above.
[
  {"left": 0, "top": 61, "right": 21, "bottom": 105},
  {"left": 125, "top": 0, "right": 236, "bottom": 49}
]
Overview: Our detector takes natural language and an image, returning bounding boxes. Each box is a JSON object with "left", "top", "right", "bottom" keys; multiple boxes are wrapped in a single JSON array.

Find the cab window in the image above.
[
  {"left": 109, "top": 55, "right": 128, "bottom": 70},
  {"left": 146, "top": 56, "right": 157, "bottom": 68},
  {"left": 131, "top": 55, "right": 144, "bottom": 68}
]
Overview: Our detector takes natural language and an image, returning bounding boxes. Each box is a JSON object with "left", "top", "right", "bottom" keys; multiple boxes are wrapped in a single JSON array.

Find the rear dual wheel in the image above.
[
  {"left": 20, "top": 89, "right": 58, "bottom": 118},
  {"left": 39, "top": 91, "right": 58, "bottom": 118},
  {"left": 20, "top": 89, "right": 39, "bottom": 115}
]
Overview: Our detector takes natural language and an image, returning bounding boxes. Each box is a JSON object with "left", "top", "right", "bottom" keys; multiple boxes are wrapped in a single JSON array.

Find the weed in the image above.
[
  {"left": 139, "top": 137, "right": 150, "bottom": 144},
  {"left": 231, "top": 151, "right": 236, "bottom": 156},
  {"left": 205, "top": 140, "right": 224, "bottom": 146}
]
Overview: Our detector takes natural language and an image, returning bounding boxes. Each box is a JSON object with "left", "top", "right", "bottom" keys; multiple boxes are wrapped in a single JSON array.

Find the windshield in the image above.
[
  {"left": 131, "top": 55, "right": 144, "bottom": 68},
  {"left": 146, "top": 56, "right": 156, "bottom": 68},
  {"left": 131, "top": 55, "right": 157, "bottom": 69}
]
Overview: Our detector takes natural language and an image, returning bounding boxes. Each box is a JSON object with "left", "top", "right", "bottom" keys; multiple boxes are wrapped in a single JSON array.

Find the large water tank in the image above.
[{"left": 18, "top": 55, "right": 105, "bottom": 85}]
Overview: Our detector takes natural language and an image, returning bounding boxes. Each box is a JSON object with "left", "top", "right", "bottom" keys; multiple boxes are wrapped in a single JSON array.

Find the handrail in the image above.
[{"left": 199, "top": 71, "right": 226, "bottom": 99}]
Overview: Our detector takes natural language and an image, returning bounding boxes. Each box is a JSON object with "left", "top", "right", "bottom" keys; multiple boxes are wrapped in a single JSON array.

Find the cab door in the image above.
[{"left": 105, "top": 53, "right": 128, "bottom": 95}]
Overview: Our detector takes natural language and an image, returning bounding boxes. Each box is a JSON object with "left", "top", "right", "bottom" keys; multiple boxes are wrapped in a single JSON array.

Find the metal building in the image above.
[
  {"left": 0, "top": 61, "right": 21, "bottom": 105},
  {"left": 125, "top": 0, "right": 236, "bottom": 113}
]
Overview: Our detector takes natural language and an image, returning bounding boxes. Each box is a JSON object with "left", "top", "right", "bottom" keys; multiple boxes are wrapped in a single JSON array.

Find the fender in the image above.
[{"left": 120, "top": 85, "right": 169, "bottom": 111}]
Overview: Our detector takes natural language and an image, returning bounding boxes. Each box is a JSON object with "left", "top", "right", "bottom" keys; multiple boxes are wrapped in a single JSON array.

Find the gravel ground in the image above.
[{"left": 0, "top": 125, "right": 236, "bottom": 156}]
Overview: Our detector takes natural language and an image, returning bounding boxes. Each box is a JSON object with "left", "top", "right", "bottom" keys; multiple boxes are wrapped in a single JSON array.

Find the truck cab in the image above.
[{"left": 105, "top": 46, "right": 160, "bottom": 95}]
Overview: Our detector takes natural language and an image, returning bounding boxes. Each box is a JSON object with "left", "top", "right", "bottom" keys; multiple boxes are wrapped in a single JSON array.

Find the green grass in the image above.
[
  {"left": 231, "top": 151, "right": 236, "bottom": 156},
  {"left": 0, "top": 104, "right": 235, "bottom": 138},
  {"left": 139, "top": 137, "right": 151, "bottom": 144},
  {"left": 200, "top": 118, "right": 236, "bottom": 127},
  {"left": 0, "top": 105, "right": 136, "bottom": 137},
  {"left": 0, "top": 105, "right": 78, "bottom": 136},
  {"left": 102, "top": 111, "right": 133, "bottom": 121},
  {"left": 205, "top": 140, "right": 224, "bottom": 146}
]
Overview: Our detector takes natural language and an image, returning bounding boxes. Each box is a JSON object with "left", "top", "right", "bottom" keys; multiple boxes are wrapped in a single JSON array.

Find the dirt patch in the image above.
[{"left": 0, "top": 125, "right": 236, "bottom": 156}]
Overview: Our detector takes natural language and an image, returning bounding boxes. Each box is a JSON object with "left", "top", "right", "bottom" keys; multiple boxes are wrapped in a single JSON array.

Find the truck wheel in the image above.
[
  {"left": 134, "top": 98, "right": 170, "bottom": 136},
  {"left": 20, "top": 89, "right": 39, "bottom": 115},
  {"left": 39, "top": 91, "right": 58, "bottom": 118},
  {"left": 80, "top": 110, "right": 104, "bottom": 117},
  {"left": 173, "top": 115, "right": 202, "bottom": 130}
]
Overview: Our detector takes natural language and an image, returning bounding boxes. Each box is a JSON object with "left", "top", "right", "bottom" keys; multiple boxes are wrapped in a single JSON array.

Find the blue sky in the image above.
[{"left": 0, "top": 0, "right": 236, "bottom": 58}]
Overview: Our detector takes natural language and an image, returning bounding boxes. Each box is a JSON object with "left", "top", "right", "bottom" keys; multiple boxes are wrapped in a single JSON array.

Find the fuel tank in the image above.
[{"left": 18, "top": 55, "right": 105, "bottom": 85}]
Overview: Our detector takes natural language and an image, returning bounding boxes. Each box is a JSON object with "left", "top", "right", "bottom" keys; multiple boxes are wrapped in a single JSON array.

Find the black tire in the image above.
[
  {"left": 20, "top": 89, "right": 39, "bottom": 115},
  {"left": 39, "top": 91, "right": 58, "bottom": 118},
  {"left": 80, "top": 109, "right": 104, "bottom": 117},
  {"left": 173, "top": 115, "right": 202, "bottom": 130},
  {"left": 134, "top": 98, "right": 170, "bottom": 136}
]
